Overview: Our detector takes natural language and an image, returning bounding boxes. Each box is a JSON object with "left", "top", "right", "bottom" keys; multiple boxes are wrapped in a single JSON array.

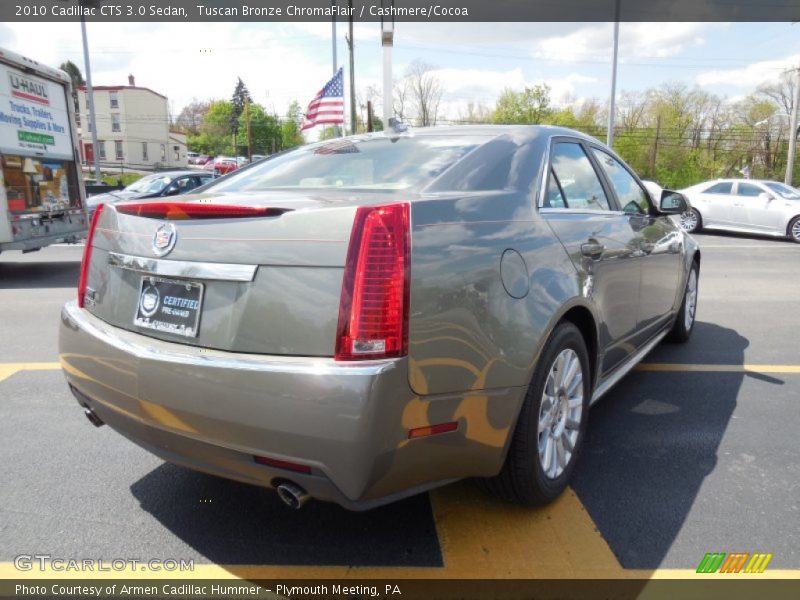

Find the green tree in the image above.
[
  {"left": 59, "top": 60, "right": 84, "bottom": 113},
  {"left": 492, "top": 84, "right": 553, "bottom": 124},
  {"left": 280, "top": 101, "right": 305, "bottom": 150},
  {"left": 230, "top": 78, "right": 252, "bottom": 140},
  {"left": 191, "top": 100, "right": 235, "bottom": 156},
  {"left": 236, "top": 103, "right": 281, "bottom": 155}
]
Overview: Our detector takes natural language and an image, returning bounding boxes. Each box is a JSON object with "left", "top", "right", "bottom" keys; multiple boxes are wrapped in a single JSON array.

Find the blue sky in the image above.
[{"left": 1, "top": 21, "right": 798, "bottom": 122}]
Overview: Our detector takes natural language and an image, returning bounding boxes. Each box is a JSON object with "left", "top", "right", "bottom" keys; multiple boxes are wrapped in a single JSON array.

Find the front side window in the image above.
[
  {"left": 547, "top": 142, "right": 610, "bottom": 211},
  {"left": 160, "top": 144, "right": 166, "bottom": 162},
  {"left": 109, "top": 91, "right": 118, "bottom": 108},
  {"left": 142, "top": 142, "right": 148, "bottom": 161},
  {"left": 591, "top": 148, "right": 649, "bottom": 214},
  {"left": 97, "top": 141, "right": 106, "bottom": 160},
  {"left": 115, "top": 141, "right": 123, "bottom": 160},
  {"left": 737, "top": 182, "right": 763, "bottom": 197},
  {"left": 111, "top": 114, "right": 121, "bottom": 132},
  {"left": 703, "top": 182, "right": 733, "bottom": 195}
]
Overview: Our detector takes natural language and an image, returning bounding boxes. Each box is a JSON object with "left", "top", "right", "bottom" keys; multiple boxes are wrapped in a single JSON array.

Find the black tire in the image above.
[
  {"left": 478, "top": 322, "right": 591, "bottom": 506},
  {"left": 680, "top": 208, "right": 702, "bottom": 233},
  {"left": 788, "top": 216, "right": 800, "bottom": 244},
  {"left": 667, "top": 261, "right": 699, "bottom": 343}
]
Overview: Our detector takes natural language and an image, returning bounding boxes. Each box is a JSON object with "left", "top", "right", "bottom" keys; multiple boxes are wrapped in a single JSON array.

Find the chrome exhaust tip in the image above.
[
  {"left": 84, "top": 407, "right": 105, "bottom": 428},
  {"left": 275, "top": 482, "right": 309, "bottom": 510}
]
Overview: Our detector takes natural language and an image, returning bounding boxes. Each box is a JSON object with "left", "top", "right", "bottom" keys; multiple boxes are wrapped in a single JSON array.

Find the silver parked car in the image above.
[
  {"left": 679, "top": 178, "right": 800, "bottom": 242},
  {"left": 59, "top": 126, "right": 700, "bottom": 510}
]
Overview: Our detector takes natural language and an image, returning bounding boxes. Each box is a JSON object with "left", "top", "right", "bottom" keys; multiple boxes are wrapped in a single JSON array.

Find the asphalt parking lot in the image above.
[{"left": 1, "top": 232, "right": 798, "bottom": 579}]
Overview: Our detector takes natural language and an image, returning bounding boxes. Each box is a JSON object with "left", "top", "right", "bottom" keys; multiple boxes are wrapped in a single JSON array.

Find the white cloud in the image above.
[
  {"left": 696, "top": 54, "right": 800, "bottom": 89},
  {"left": 535, "top": 22, "right": 714, "bottom": 63}
]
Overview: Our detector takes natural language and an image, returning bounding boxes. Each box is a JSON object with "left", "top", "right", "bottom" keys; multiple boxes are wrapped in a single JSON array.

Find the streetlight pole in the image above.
[
  {"left": 381, "top": 0, "right": 394, "bottom": 126},
  {"left": 786, "top": 66, "right": 800, "bottom": 185},
  {"left": 607, "top": 0, "right": 621, "bottom": 148},
  {"left": 78, "top": 6, "right": 101, "bottom": 181}
]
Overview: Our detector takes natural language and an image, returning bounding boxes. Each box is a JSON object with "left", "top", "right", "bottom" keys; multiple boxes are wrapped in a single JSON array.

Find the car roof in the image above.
[{"left": 138, "top": 170, "right": 206, "bottom": 179}]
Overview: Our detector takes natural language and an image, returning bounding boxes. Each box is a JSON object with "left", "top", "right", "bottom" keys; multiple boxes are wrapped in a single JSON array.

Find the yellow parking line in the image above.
[
  {"left": 2, "top": 361, "right": 800, "bottom": 580},
  {"left": 636, "top": 363, "right": 800, "bottom": 374},
  {"left": 0, "top": 362, "right": 61, "bottom": 383}
]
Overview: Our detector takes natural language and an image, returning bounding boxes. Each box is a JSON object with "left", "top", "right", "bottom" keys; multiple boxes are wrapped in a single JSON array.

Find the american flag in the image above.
[{"left": 301, "top": 68, "right": 344, "bottom": 131}]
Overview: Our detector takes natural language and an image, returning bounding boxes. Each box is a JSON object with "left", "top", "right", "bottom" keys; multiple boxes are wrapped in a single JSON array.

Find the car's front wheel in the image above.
[
  {"left": 667, "top": 261, "right": 699, "bottom": 343},
  {"left": 680, "top": 208, "right": 702, "bottom": 233},
  {"left": 479, "top": 322, "right": 590, "bottom": 505},
  {"left": 788, "top": 216, "right": 800, "bottom": 244}
]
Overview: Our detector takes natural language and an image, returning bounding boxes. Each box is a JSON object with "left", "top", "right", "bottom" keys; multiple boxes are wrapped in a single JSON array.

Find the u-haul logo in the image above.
[
  {"left": 8, "top": 72, "right": 50, "bottom": 106},
  {"left": 696, "top": 552, "right": 773, "bottom": 574}
]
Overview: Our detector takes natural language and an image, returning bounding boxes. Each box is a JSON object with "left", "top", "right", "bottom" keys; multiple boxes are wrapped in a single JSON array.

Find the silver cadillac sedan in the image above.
[
  {"left": 59, "top": 126, "right": 700, "bottom": 510},
  {"left": 679, "top": 178, "right": 800, "bottom": 242}
]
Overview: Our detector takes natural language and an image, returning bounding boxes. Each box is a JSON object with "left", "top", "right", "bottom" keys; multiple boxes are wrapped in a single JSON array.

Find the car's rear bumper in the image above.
[{"left": 59, "top": 302, "right": 522, "bottom": 509}]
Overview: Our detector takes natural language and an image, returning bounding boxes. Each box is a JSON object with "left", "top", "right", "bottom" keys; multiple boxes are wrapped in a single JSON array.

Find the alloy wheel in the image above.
[
  {"left": 684, "top": 268, "right": 698, "bottom": 331},
  {"left": 680, "top": 210, "right": 698, "bottom": 232},
  {"left": 537, "top": 348, "right": 583, "bottom": 480},
  {"left": 791, "top": 219, "right": 800, "bottom": 242}
]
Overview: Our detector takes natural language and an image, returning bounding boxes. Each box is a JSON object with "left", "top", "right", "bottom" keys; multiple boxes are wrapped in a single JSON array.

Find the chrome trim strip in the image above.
[
  {"left": 108, "top": 252, "right": 257, "bottom": 282},
  {"left": 590, "top": 329, "right": 669, "bottom": 406},
  {"left": 62, "top": 301, "right": 397, "bottom": 377}
]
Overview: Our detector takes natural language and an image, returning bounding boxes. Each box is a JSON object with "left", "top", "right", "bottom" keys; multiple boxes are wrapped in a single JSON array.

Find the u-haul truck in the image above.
[{"left": 0, "top": 46, "right": 87, "bottom": 254}]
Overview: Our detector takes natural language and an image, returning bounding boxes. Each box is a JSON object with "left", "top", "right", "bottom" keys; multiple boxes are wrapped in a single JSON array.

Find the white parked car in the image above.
[{"left": 679, "top": 179, "right": 800, "bottom": 243}]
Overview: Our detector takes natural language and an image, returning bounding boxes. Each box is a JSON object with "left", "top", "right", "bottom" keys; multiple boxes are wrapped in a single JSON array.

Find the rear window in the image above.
[{"left": 207, "top": 135, "right": 488, "bottom": 192}]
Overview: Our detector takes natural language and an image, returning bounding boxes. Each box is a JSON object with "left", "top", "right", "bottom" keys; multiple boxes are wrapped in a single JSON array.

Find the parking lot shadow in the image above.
[
  {"left": 0, "top": 260, "right": 80, "bottom": 289},
  {"left": 129, "top": 463, "right": 443, "bottom": 567},
  {"left": 572, "top": 321, "right": 764, "bottom": 569}
]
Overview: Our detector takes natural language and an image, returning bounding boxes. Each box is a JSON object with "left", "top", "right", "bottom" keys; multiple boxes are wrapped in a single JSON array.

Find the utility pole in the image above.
[
  {"left": 244, "top": 97, "right": 252, "bottom": 162},
  {"left": 347, "top": 0, "right": 357, "bottom": 135},
  {"left": 381, "top": 0, "right": 394, "bottom": 126},
  {"left": 607, "top": 0, "right": 621, "bottom": 148},
  {"left": 79, "top": 8, "right": 101, "bottom": 181},
  {"left": 367, "top": 100, "right": 374, "bottom": 132},
  {"left": 650, "top": 115, "right": 661, "bottom": 177},
  {"left": 786, "top": 66, "right": 800, "bottom": 185}
]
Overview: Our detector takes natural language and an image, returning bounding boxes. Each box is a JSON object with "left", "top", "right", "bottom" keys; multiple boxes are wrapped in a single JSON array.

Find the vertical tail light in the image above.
[
  {"left": 77, "top": 204, "right": 104, "bottom": 308},
  {"left": 335, "top": 203, "right": 410, "bottom": 361}
]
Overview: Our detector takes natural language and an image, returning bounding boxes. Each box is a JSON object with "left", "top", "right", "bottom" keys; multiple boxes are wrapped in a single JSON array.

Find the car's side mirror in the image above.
[
  {"left": 758, "top": 192, "right": 775, "bottom": 202},
  {"left": 164, "top": 186, "right": 180, "bottom": 196},
  {"left": 659, "top": 190, "right": 689, "bottom": 214}
]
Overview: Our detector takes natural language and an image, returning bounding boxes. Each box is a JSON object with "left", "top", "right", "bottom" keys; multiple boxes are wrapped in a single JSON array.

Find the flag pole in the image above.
[{"left": 331, "top": 0, "right": 340, "bottom": 137}]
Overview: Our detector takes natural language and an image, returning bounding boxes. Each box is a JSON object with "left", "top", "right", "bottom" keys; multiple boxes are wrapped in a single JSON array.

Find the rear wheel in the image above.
[
  {"left": 680, "top": 208, "right": 702, "bottom": 233},
  {"left": 788, "top": 216, "right": 800, "bottom": 244},
  {"left": 667, "top": 261, "right": 699, "bottom": 343},
  {"left": 479, "top": 322, "right": 590, "bottom": 505}
]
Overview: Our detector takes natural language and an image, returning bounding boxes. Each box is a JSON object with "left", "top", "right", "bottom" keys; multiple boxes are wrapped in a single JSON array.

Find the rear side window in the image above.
[
  {"left": 207, "top": 135, "right": 488, "bottom": 192},
  {"left": 591, "top": 148, "right": 649, "bottom": 214},
  {"left": 736, "top": 182, "right": 763, "bottom": 197},
  {"left": 547, "top": 142, "right": 610, "bottom": 211},
  {"left": 704, "top": 182, "right": 732, "bottom": 194}
]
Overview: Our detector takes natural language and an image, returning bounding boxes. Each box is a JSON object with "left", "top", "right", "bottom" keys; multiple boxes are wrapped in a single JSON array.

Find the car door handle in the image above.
[{"left": 580, "top": 241, "right": 605, "bottom": 259}]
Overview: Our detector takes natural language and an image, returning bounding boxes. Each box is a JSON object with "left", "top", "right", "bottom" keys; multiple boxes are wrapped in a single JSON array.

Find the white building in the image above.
[{"left": 77, "top": 76, "right": 187, "bottom": 171}]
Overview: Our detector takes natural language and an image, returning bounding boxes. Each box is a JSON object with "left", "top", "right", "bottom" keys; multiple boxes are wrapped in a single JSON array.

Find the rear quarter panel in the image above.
[{"left": 408, "top": 192, "right": 581, "bottom": 397}]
